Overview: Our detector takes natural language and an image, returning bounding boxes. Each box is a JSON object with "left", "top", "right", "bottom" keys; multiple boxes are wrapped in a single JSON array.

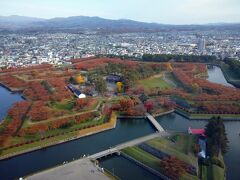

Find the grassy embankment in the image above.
[
  {"left": 199, "top": 153, "right": 225, "bottom": 180},
  {"left": 176, "top": 108, "right": 240, "bottom": 120},
  {"left": 122, "top": 134, "right": 198, "bottom": 180}
]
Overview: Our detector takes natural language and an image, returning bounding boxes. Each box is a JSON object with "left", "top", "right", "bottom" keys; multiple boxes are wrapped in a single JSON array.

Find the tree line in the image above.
[
  {"left": 142, "top": 54, "right": 217, "bottom": 63},
  {"left": 223, "top": 58, "right": 240, "bottom": 78}
]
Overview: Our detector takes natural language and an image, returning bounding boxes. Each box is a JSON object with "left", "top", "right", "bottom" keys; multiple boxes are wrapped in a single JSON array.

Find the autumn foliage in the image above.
[
  {"left": 161, "top": 156, "right": 188, "bottom": 179},
  {"left": 75, "top": 98, "right": 97, "bottom": 110},
  {"left": 27, "top": 101, "right": 52, "bottom": 121},
  {"left": 0, "top": 101, "right": 31, "bottom": 146},
  {"left": 22, "top": 112, "right": 98, "bottom": 135},
  {"left": 73, "top": 58, "right": 138, "bottom": 70}
]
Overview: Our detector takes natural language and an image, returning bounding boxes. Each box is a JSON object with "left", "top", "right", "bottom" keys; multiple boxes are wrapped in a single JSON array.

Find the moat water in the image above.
[
  {"left": 207, "top": 65, "right": 234, "bottom": 87},
  {"left": 0, "top": 86, "right": 23, "bottom": 122},
  {"left": 0, "top": 66, "right": 239, "bottom": 180}
]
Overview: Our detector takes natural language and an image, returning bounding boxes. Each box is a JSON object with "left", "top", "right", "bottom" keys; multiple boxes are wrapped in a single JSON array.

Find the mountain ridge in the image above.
[{"left": 0, "top": 15, "right": 239, "bottom": 32}]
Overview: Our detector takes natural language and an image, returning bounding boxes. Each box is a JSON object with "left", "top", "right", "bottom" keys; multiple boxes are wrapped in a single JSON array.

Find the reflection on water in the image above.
[
  {"left": 207, "top": 65, "right": 234, "bottom": 87},
  {"left": 0, "top": 86, "right": 23, "bottom": 122}
]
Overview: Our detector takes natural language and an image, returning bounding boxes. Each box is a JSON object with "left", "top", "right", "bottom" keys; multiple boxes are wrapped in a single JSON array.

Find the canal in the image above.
[
  {"left": 0, "top": 65, "right": 239, "bottom": 180},
  {"left": 100, "top": 155, "right": 159, "bottom": 180},
  {"left": 207, "top": 65, "right": 234, "bottom": 87},
  {"left": 0, "top": 109, "right": 155, "bottom": 179},
  {"left": 0, "top": 86, "right": 23, "bottom": 122}
]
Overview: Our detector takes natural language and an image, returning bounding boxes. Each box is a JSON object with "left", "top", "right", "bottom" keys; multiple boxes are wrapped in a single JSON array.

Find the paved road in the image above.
[{"left": 27, "top": 158, "right": 110, "bottom": 180}]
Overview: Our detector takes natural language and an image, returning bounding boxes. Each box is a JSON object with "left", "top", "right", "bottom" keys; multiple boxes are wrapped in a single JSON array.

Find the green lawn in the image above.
[
  {"left": 212, "top": 165, "right": 225, "bottom": 180},
  {"left": 200, "top": 165, "right": 208, "bottom": 180},
  {"left": 137, "top": 77, "right": 171, "bottom": 90},
  {"left": 51, "top": 99, "right": 75, "bottom": 111},
  {"left": 122, "top": 146, "right": 162, "bottom": 172},
  {"left": 200, "top": 164, "right": 225, "bottom": 180},
  {"left": 146, "top": 135, "right": 197, "bottom": 167}
]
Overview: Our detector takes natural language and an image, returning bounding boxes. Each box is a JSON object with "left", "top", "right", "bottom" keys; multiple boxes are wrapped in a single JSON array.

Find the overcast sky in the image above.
[{"left": 1, "top": 0, "right": 240, "bottom": 24}]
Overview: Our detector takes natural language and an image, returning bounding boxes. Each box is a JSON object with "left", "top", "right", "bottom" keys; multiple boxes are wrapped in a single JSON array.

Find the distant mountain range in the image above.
[{"left": 0, "top": 15, "right": 239, "bottom": 33}]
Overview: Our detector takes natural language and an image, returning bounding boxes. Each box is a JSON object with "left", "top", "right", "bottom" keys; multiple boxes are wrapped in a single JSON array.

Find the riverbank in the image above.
[
  {"left": 0, "top": 112, "right": 118, "bottom": 161},
  {"left": 206, "top": 63, "right": 240, "bottom": 88},
  {"left": 220, "top": 64, "right": 240, "bottom": 88},
  {"left": 1, "top": 105, "right": 238, "bottom": 161},
  {"left": 175, "top": 108, "right": 240, "bottom": 121},
  {"left": 0, "top": 108, "right": 174, "bottom": 161},
  {"left": 0, "top": 82, "right": 26, "bottom": 102},
  {"left": 0, "top": 82, "right": 24, "bottom": 93}
]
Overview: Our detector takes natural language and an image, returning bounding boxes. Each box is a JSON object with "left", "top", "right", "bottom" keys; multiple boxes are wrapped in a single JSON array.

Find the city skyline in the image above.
[{"left": 1, "top": 0, "right": 240, "bottom": 25}]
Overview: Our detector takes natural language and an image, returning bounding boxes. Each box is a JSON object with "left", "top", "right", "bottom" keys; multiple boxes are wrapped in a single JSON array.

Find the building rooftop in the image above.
[{"left": 188, "top": 127, "right": 205, "bottom": 136}]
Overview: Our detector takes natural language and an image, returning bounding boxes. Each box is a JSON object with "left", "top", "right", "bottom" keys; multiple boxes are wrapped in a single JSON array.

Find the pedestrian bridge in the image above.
[
  {"left": 145, "top": 113, "right": 165, "bottom": 132},
  {"left": 89, "top": 132, "right": 168, "bottom": 160}
]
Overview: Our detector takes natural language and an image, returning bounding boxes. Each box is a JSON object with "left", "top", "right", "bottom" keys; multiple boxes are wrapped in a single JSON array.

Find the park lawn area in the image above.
[
  {"left": 122, "top": 139, "right": 198, "bottom": 180},
  {"left": 181, "top": 174, "right": 199, "bottom": 180},
  {"left": 176, "top": 108, "right": 240, "bottom": 120},
  {"left": 190, "top": 113, "right": 240, "bottom": 120},
  {"left": 122, "top": 146, "right": 162, "bottom": 172},
  {"left": 200, "top": 165, "right": 208, "bottom": 180},
  {"left": 200, "top": 164, "right": 225, "bottom": 180},
  {"left": 146, "top": 135, "right": 197, "bottom": 167},
  {"left": 137, "top": 76, "right": 171, "bottom": 90},
  {"left": 172, "top": 134, "right": 196, "bottom": 154},
  {"left": 51, "top": 99, "right": 75, "bottom": 111},
  {"left": 212, "top": 165, "right": 225, "bottom": 180},
  {"left": 51, "top": 98, "right": 100, "bottom": 112}
]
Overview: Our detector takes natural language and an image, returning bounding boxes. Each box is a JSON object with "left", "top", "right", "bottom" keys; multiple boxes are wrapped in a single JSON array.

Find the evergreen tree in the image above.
[{"left": 205, "top": 117, "right": 229, "bottom": 157}]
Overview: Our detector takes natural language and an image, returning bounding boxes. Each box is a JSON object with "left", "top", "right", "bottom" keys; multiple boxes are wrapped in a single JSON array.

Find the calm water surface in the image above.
[
  {"left": 100, "top": 155, "right": 159, "bottom": 180},
  {"left": 207, "top": 65, "right": 234, "bottom": 87},
  {"left": 0, "top": 86, "right": 23, "bottom": 122}
]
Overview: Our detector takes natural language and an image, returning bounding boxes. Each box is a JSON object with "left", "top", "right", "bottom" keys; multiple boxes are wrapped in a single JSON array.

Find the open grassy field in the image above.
[
  {"left": 122, "top": 146, "right": 162, "bottom": 172},
  {"left": 51, "top": 99, "right": 75, "bottom": 111},
  {"left": 137, "top": 76, "right": 171, "bottom": 90},
  {"left": 146, "top": 135, "right": 197, "bottom": 167},
  {"left": 200, "top": 164, "right": 225, "bottom": 180}
]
